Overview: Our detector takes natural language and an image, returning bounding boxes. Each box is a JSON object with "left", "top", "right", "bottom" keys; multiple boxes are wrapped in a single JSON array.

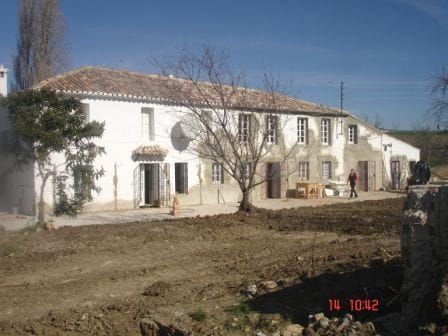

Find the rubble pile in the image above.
[{"left": 302, "top": 313, "right": 377, "bottom": 336}]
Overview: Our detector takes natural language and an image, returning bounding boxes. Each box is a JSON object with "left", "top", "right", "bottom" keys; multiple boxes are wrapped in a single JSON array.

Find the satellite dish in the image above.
[{"left": 171, "top": 122, "right": 190, "bottom": 151}]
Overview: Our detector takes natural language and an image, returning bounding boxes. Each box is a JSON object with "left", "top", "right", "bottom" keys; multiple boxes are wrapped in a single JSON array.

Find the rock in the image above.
[
  {"left": 256, "top": 332, "right": 266, "bottom": 336},
  {"left": 362, "top": 321, "right": 375, "bottom": 333},
  {"left": 260, "top": 280, "right": 278, "bottom": 290},
  {"left": 422, "top": 322, "right": 437, "bottom": 334},
  {"left": 80, "top": 313, "right": 88, "bottom": 321},
  {"left": 142, "top": 281, "right": 171, "bottom": 296},
  {"left": 369, "top": 257, "right": 385, "bottom": 267},
  {"left": 139, "top": 318, "right": 159, "bottom": 336},
  {"left": 344, "top": 313, "right": 353, "bottom": 322},
  {"left": 318, "top": 317, "right": 329, "bottom": 329},
  {"left": 248, "top": 313, "right": 260, "bottom": 325},
  {"left": 246, "top": 284, "right": 257, "bottom": 296},
  {"left": 302, "top": 327, "right": 318, "bottom": 336},
  {"left": 313, "top": 312, "right": 325, "bottom": 321},
  {"left": 341, "top": 317, "right": 351, "bottom": 327},
  {"left": 282, "top": 324, "right": 304, "bottom": 336},
  {"left": 296, "top": 256, "right": 304, "bottom": 261}
]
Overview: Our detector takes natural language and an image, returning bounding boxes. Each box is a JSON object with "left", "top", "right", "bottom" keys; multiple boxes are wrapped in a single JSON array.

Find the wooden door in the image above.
[
  {"left": 267, "top": 162, "right": 281, "bottom": 198},
  {"left": 357, "top": 161, "right": 369, "bottom": 192},
  {"left": 368, "top": 161, "right": 376, "bottom": 191},
  {"left": 391, "top": 161, "right": 401, "bottom": 190}
]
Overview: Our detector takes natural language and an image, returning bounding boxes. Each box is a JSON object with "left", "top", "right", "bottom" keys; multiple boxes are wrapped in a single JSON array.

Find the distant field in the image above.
[{"left": 388, "top": 130, "right": 448, "bottom": 167}]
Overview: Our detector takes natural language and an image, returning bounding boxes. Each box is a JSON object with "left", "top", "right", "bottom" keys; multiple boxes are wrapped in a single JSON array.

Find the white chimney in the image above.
[{"left": 0, "top": 65, "right": 8, "bottom": 97}]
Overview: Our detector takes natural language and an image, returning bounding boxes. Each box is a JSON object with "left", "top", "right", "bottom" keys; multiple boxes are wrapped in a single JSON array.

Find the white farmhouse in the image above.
[{"left": 0, "top": 66, "right": 420, "bottom": 215}]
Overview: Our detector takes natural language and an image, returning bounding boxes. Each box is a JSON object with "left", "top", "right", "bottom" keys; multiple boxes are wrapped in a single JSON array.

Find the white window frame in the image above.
[
  {"left": 298, "top": 161, "right": 309, "bottom": 181},
  {"left": 322, "top": 161, "right": 332, "bottom": 180},
  {"left": 297, "top": 118, "right": 307, "bottom": 144},
  {"left": 238, "top": 114, "right": 251, "bottom": 143},
  {"left": 141, "top": 107, "right": 155, "bottom": 141},
  {"left": 266, "top": 115, "right": 277, "bottom": 144},
  {"left": 212, "top": 163, "right": 224, "bottom": 184},
  {"left": 321, "top": 118, "right": 330, "bottom": 145},
  {"left": 348, "top": 125, "right": 357, "bottom": 144}
]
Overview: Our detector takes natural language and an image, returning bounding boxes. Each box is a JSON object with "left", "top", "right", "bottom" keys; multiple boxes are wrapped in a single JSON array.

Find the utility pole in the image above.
[
  {"left": 340, "top": 81, "right": 344, "bottom": 115},
  {"left": 338, "top": 81, "right": 344, "bottom": 136}
]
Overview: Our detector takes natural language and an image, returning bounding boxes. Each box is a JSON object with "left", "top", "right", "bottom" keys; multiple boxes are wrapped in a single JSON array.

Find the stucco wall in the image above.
[
  {"left": 34, "top": 98, "right": 421, "bottom": 213},
  {"left": 0, "top": 106, "right": 35, "bottom": 215}
]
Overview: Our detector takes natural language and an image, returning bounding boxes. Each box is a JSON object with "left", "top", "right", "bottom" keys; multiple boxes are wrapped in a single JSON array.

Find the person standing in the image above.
[{"left": 347, "top": 169, "right": 358, "bottom": 198}]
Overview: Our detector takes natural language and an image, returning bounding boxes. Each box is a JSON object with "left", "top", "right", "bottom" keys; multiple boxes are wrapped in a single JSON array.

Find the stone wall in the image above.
[{"left": 401, "top": 185, "right": 448, "bottom": 334}]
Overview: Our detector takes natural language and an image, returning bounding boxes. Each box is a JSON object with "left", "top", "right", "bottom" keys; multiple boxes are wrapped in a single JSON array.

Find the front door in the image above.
[
  {"left": 357, "top": 161, "right": 369, "bottom": 192},
  {"left": 144, "top": 163, "right": 160, "bottom": 205},
  {"left": 391, "top": 161, "right": 401, "bottom": 190},
  {"left": 267, "top": 162, "right": 281, "bottom": 198}
]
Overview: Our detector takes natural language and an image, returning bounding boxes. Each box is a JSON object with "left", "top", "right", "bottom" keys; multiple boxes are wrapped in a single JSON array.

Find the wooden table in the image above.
[{"left": 296, "top": 182, "right": 325, "bottom": 199}]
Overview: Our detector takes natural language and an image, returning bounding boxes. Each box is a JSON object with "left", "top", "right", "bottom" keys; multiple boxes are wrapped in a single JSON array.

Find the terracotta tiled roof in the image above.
[{"left": 34, "top": 66, "right": 346, "bottom": 116}]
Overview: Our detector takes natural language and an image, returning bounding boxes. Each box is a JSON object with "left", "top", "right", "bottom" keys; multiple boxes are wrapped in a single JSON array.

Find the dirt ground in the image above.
[{"left": 0, "top": 198, "right": 405, "bottom": 335}]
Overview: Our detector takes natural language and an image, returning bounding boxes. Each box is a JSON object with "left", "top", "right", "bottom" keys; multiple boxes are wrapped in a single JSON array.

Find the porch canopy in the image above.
[{"left": 131, "top": 145, "right": 169, "bottom": 162}]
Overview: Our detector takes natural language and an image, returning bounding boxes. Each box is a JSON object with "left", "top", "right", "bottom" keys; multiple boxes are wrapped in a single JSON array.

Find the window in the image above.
[
  {"left": 175, "top": 163, "right": 188, "bottom": 194},
  {"left": 348, "top": 125, "right": 358, "bottom": 144},
  {"left": 238, "top": 114, "right": 251, "bottom": 143},
  {"left": 73, "top": 165, "right": 93, "bottom": 199},
  {"left": 266, "top": 115, "right": 278, "bottom": 144},
  {"left": 321, "top": 118, "right": 330, "bottom": 145},
  {"left": 141, "top": 107, "right": 155, "bottom": 141},
  {"left": 298, "top": 161, "right": 309, "bottom": 180},
  {"left": 82, "top": 103, "right": 90, "bottom": 123},
  {"left": 297, "top": 118, "right": 308, "bottom": 144},
  {"left": 212, "top": 163, "right": 224, "bottom": 184},
  {"left": 322, "top": 161, "right": 332, "bottom": 180}
]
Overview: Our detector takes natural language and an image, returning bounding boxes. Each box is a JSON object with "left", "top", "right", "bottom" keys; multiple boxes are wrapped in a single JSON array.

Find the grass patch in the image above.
[
  {"left": 1, "top": 244, "right": 18, "bottom": 256},
  {"left": 229, "top": 302, "right": 253, "bottom": 315},
  {"left": 189, "top": 308, "right": 207, "bottom": 322}
]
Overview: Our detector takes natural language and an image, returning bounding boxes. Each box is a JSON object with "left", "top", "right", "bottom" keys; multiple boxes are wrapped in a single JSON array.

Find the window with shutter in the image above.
[
  {"left": 175, "top": 162, "right": 188, "bottom": 194},
  {"left": 321, "top": 119, "right": 330, "bottom": 145},
  {"left": 297, "top": 118, "right": 308, "bottom": 144},
  {"left": 348, "top": 125, "right": 358, "bottom": 144},
  {"left": 212, "top": 163, "right": 224, "bottom": 184},
  {"left": 266, "top": 115, "right": 277, "bottom": 144}
]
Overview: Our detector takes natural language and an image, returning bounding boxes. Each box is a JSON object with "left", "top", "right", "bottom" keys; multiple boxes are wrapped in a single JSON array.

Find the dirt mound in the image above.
[
  {"left": 256, "top": 198, "right": 404, "bottom": 235},
  {"left": 0, "top": 198, "right": 405, "bottom": 335}
]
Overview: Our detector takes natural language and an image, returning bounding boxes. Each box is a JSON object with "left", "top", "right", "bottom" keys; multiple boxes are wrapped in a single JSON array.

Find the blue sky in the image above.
[{"left": 1, "top": 0, "right": 447, "bottom": 129}]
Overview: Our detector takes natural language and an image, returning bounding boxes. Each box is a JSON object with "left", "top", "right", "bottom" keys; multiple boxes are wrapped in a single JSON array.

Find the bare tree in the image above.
[
  {"left": 430, "top": 68, "right": 448, "bottom": 130},
  {"left": 156, "top": 47, "right": 300, "bottom": 212},
  {"left": 13, "top": 0, "right": 68, "bottom": 90},
  {"left": 13, "top": 0, "right": 36, "bottom": 91},
  {"left": 33, "top": 0, "right": 68, "bottom": 83}
]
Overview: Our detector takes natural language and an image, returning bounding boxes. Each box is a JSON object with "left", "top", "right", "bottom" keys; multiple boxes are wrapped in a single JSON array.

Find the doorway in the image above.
[
  {"left": 267, "top": 162, "right": 281, "bottom": 198},
  {"left": 356, "top": 161, "right": 376, "bottom": 192},
  {"left": 391, "top": 161, "right": 401, "bottom": 190},
  {"left": 143, "top": 163, "right": 159, "bottom": 205}
]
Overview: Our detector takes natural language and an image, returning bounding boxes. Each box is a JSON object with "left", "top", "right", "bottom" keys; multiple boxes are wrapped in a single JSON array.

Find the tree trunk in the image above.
[
  {"left": 238, "top": 189, "right": 252, "bottom": 213},
  {"left": 37, "top": 167, "right": 50, "bottom": 224}
]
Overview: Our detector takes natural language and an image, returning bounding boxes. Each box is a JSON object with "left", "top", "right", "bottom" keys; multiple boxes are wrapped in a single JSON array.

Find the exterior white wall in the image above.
[
  {"left": 33, "top": 98, "right": 422, "bottom": 214},
  {"left": 0, "top": 65, "right": 8, "bottom": 97},
  {"left": 0, "top": 104, "right": 36, "bottom": 215}
]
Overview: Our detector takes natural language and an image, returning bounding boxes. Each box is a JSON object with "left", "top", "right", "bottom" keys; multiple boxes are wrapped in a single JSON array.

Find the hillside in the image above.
[{"left": 388, "top": 130, "right": 448, "bottom": 167}]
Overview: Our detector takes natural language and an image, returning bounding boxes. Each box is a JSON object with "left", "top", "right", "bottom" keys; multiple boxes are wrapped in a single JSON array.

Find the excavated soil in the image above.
[{"left": 0, "top": 198, "right": 405, "bottom": 335}]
